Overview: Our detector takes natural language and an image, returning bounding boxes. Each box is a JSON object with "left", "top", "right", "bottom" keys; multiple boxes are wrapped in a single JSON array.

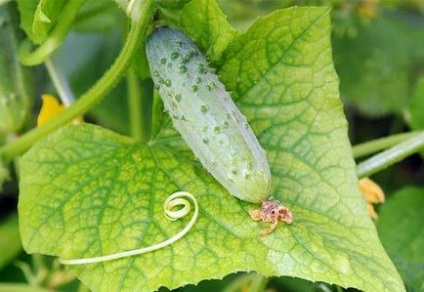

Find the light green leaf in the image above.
[
  {"left": 0, "top": 214, "right": 22, "bottom": 269},
  {"left": 377, "top": 187, "right": 424, "bottom": 291},
  {"left": 19, "top": 6, "right": 404, "bottom": 292},
  {"left": 178, "top": 0, "right": 238, "bottom": 62}
]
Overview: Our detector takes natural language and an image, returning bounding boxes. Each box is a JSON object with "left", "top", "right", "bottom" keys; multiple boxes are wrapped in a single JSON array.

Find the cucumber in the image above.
[{"left": 146, "top": 28, "right": 271, "bottom": 203}]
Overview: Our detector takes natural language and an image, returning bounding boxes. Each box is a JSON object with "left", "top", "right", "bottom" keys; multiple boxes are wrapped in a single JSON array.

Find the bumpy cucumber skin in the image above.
[{"left": 146, "top": 28, "right": 271, "bottom": 203}]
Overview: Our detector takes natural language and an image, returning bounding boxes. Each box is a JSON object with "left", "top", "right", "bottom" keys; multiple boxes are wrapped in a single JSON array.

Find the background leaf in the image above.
[
  {"left": 377, "top": 187, "right": 424, "bottom": 291},
  {"left": 19, "top": 6, "right": 404, "bottom": 292},
  {"left": 332, "top": 11, "right": 424, "bottom": 117}
]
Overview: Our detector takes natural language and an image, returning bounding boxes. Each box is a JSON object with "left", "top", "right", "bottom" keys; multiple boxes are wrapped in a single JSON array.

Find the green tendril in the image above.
[{"left": 59, "top": 192, "right": 198, "bottom": 265}]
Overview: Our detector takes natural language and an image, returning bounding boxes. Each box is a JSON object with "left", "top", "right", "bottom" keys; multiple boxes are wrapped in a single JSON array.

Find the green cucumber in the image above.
[{"left": 146, "top": 28, "right": 271, "bottom": 203}]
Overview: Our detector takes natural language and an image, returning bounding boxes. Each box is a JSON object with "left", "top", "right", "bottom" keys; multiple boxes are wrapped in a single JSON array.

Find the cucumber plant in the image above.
[{"left": 1, "top": 0, "right": 423, "bottom": 292}]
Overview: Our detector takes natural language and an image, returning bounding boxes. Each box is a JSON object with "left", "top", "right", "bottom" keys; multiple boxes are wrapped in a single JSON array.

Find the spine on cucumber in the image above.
[{"left": 146, "top": 27, "right": 271, "bottom": 203}]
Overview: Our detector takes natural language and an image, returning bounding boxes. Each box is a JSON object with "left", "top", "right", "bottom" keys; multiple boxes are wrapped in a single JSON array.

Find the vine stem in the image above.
[
  {"left": 352, "top": 131, "right": 423, "bottom": 158},
  {"left": 0, "top": 0, "right": 155, "bottom": 161},
  {"left": 18, "top": 0, "right": 86, "bottom": 66},
  {"left": 59, "top": 191, "right": 198, "bottom": 265},
  {"left": 356, "top": 132, "right": 424, "bottom": 178}
]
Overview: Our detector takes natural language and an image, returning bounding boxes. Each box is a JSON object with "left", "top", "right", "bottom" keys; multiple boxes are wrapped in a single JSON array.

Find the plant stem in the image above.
[
  {"left": 126, "top": 69, "right": 144, "bottom": 142},
  {"left": 18, "top": 0, "right": 86, "bottom": 66},
  {"left": 0, "top": 0, "right": 155, "bottom": 161},
  {"left": 356, "top": 132, "right": 424, "bottom": 178},
  {"left": 352, "top": 131, "right": 423, "bottom": 158}
]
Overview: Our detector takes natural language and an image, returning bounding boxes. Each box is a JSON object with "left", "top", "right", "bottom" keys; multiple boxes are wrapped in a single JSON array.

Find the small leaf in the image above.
[
  {"left": 178, "top": 0, "right": 238, "bottom": 62},
  {"left": 17, "top": 0, "right": 67, "bottom": 44},
  {"left": 34, "top": 4, "right": 51, "bottom": 23},
  {"left": 16, "top": 0, "right": 40, "bottom": 43},
  {"left": 377, "top": 187, "right": 424, "bottom": 291}
]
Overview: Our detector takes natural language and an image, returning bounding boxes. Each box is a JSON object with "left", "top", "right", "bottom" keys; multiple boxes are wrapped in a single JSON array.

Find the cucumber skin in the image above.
[{"left": 146, "top": 28, "right": 271, "bottom": 203}]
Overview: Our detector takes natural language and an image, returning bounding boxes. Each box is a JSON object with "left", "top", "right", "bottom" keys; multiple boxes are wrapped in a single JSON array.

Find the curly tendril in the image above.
[{"left": 59, "top": 191, "right": 198, "bottom": 265}]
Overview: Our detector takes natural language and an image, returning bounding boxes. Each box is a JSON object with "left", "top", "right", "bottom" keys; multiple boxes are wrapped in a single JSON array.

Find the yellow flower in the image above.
[
  {"left": 37, "top": 94, "right": 82, "bottom": 126},
  {"left": 359, "top": 177, "right": 385, "bottom": 220}
]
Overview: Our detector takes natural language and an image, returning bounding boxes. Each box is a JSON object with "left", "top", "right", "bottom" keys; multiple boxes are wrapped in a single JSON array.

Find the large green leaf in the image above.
[
  {"left": 377, "top": 187, "right": 424, "bottom": 291},
  {"left": 19, "top": 7, "right": 404, "bottom": 292}
]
